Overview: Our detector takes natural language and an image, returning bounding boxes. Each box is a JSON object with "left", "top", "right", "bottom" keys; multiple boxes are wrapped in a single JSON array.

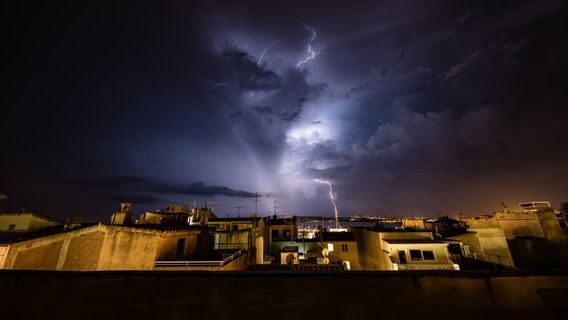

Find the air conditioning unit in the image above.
[{"left": 280, "top": 246, "right": 299, "bottom": 265}]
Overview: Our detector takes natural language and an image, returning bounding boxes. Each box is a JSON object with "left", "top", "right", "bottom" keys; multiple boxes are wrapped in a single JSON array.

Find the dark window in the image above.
[
  {"left": 272, "top": 229, "right": 279, "bottom": 238},
  {"left": 422, "top": 250, "right": 435, "bottom": 260},
  {"left": 341, "top": 244, "right": 349, "bottom": 252},
  {"left": 398, "top": 251, "right": 407, "bottom": 264},
  {"left": 283, "top": 230, "right": 290, "bottom": 238},
  {"left": 176, "top": 238, "right": 185, "bottom": 259},
  {"left": 232, "top": 225, "right": 238, "bottom": 231},
  {"left": 447, "top": 244, "right": 462, "bottom": 255},
  {"left": 7, "top": 224, "right": 15, "bottom": 231},
  {"left": 410, "top": 250, "right": 423, "bottom": 261}
]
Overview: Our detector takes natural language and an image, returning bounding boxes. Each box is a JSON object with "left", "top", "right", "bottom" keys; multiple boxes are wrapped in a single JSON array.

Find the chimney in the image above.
[
  {"left": 110, "top": 202, "right": 133, "bottom": 226},
  {"left": 199, "top": 208, "right": 212, "bottom": 225}
]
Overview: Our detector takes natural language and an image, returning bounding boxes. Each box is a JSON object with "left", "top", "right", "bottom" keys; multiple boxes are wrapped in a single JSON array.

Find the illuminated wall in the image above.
[
  {"left": 0, "top": 213, "right": 61, "bottom": 232},
  {"left": 1, "top": 225, "right": 207, "bottom": 271},
  {"left": 384, "top": 242, "right": 456, "bottom": 270}
]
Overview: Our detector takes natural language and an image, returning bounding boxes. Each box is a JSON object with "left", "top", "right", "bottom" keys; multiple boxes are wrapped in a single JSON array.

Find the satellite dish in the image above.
[
  {"left": 322, "top": 248, "right": 329, "bottom": 257},
  {"left": 286, "top": 253, "right": 295, "bottom": 265}
]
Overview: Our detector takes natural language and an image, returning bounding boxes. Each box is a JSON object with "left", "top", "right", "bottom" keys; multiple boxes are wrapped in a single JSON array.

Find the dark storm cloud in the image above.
[
  {"left": 3, "top": 0, "right": 568, "bottom": 218},
  {"left": 70, "top": 177, "right": 261, "bottom": 198},
  {"left": 98, "top": 194, "right": 161, "bottom": 205},
  {"left": 372, "top": 48, "right": 406, "bottom": 80},
  {"left": 252, "top": 105, "right": 302, "bottom": 123},
  {"left": 216, "top": 47, "right": 281, "bottom": 91}
]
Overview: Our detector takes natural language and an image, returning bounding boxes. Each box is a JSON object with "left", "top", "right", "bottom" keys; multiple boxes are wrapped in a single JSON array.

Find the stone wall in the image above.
[
  {"left": 12, "top": 241, "right": 63, "bottom": 270},
  {"left": 62, "top": 231, "right": 105, "bottom": 270},
  {"left": 2, "top": 225, "right": 207, "bottom": 271},
  {"left": 96, "top": 227, "right": 167, "bottom": 270}
]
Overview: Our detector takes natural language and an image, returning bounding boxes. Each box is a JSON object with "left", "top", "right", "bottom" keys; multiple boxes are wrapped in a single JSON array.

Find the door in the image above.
[{"left": 398, "top": 250, "right": 407, "bottom": 264}]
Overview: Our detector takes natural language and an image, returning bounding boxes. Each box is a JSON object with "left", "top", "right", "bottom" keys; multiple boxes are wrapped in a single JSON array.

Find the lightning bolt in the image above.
[
  {"left": 314, "top": 179, "right": 340, "bottom": 228},
  {"left": 199, "top": 77, "right": 229, "bottom": 93},
  {"left": 297, "top": 24, "right": 325, "bottom": 68},
  {"left": 258, "top": 39, "right": 282, "bottom": 64}
]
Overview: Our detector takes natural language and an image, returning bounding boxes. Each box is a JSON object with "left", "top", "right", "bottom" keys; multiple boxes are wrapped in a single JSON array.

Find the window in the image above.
[
  {"left": 176, "top": 238, "right": 185, "bottom": 259},
  {"left": 341, "top": 244, "right": 349, "bottom": 252},
  {"left": 7, "top": 224, "right": 16, "bottom": 231},
  {"left": 447, "top": 244, "right": 461, "bottom": 255},
  {"left": 272, "top": 229, "right": 279, "bottom": 238},
  {"left": 422, "top": 250, "right": 435, "bottom": 260},
  {"left": 410, "top": 250, "right": 423, "bottom": 261},
  {"left": 232, "top": 225, "right": 238, "bottom": 231},
  {"left": 408, "top": 249, "right": 435, "bottom": 261}
]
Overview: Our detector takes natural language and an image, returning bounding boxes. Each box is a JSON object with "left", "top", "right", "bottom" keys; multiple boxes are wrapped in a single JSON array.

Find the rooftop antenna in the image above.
[
  {"left": 255, "top": 192, "right": 258, "bottom": 214},
  {"left": 186, "top": 200, "right": 197, "bottom": 210},
  {"left": 205, "top": 201, "right": 219, "bottom": 211},
  {"left": 235, "top": 206, "right": 245, "bottom": 217},
  {"left": 273, "top": 200, "right": 279, "bottom": 216}
]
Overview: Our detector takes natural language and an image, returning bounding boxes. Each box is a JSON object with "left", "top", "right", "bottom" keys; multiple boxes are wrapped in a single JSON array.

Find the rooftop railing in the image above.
[
  {"left": 154, "top": 249, "right": 244, "bottom": 268},
  {"left": 467, "top": 251, "right": 515, "bottom": 268}
]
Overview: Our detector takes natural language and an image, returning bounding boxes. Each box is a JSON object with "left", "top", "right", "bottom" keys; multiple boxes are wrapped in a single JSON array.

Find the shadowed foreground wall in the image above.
[{"left": 0, "top": 271, "right": 566, "bottom": 319}]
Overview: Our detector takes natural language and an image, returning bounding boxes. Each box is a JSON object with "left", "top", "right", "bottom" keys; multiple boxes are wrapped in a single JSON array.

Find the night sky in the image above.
[{"left": 2, "top": 0, "right": 568, "bottom": 221}]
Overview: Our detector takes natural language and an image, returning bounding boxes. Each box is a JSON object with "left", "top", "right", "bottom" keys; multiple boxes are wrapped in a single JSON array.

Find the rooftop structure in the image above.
[
  {"left": 519, "top": 201, "right": 552, "bottom": 212},
  {"left": 0, "top": 212, "right": 62, "bottom": 232}
]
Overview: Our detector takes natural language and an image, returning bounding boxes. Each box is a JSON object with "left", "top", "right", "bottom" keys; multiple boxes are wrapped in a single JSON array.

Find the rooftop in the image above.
[
  {"left": 383, "top": 239, "right": 446, "bottom": 244},
  {"left": 209, "top": 217, "right": 261, "bottom": 222},
  {"left": 0, "top": 224, "right": 96, "bottom": 245},
  {"left": 267, "top": 217, "right": 297, "bottom": 225},
  {"left": 0, "top": 212, "right": 63, "bottom": 224},
  {"left": 0, "top": 223, "right": 209, "bottom": 244}
]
